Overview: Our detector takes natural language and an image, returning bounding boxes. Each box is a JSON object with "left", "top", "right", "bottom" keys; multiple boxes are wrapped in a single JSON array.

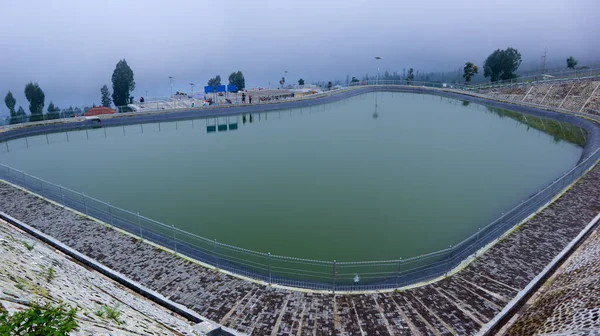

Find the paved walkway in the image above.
[{"left": 0, "top": 157, "right": 598, "bottom": 335}]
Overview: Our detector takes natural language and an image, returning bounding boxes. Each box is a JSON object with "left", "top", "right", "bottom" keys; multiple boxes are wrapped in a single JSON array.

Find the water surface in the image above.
[{"left": 0, "top": 92, "right": 583, "bottom": 261}]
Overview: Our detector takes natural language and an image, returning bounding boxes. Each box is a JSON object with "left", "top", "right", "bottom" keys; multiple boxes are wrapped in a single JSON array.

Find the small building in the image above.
[{"left": 84, "top": 107, "right": 116, "bottom": 117}]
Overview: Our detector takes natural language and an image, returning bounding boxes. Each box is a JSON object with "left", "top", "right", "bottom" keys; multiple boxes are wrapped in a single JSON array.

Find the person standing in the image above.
[
  {"left": 249, "top": 95, "right": 252, "bottom": 104},
  {"left": 242, "top": 92, "right": 246, "bottom": 104}
]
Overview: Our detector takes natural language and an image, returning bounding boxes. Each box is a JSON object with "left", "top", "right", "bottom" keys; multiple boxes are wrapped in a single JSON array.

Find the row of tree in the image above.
[
  {"left": 4, "top": 59, "right": 135, "bottom": 124},
  {"left": 4, "top": 83, "right": 49, "bottom": 123},
  {"left": 206, "top": 71, "right": 246, "bottom": 91},
  {"left": 462, "top": 48, "right": 584, "bottom": 84}
]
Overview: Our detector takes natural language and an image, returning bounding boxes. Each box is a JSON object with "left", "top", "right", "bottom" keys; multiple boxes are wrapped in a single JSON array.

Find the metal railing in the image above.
[
  {"left": 0, "top": 143, "right": 598, "bottom": 292},
  {"left": 464, "top": 67, "right": 600, "bottom": 91}
]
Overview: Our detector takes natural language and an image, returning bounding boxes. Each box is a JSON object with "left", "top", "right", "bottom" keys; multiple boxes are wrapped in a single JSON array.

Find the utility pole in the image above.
[{"left": 168, "top": 76, "right": 174, "bottom": 97}]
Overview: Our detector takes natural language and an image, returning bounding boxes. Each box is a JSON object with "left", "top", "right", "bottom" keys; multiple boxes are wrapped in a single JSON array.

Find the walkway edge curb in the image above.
[
  {"left": 477, "top": 211, "right": 600, "bottom": 335},
  {"left": 0, "top": 211, "right": 245, "bottom": 336}
]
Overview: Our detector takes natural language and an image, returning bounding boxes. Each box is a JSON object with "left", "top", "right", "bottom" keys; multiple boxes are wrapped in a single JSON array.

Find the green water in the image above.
[{"left": 0, "top": 92, "right": 583, "bottom": 261}]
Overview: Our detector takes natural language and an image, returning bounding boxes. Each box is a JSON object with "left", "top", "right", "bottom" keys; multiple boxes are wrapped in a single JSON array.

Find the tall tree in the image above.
[
  {"left": 100, "top": 84, "right": 112, "bottom": 107},
  {"left": 327, "top": 81, "right": 333, "bottom": 90},
  {"left": 228, "top": 71, "right": 245, "bottom": 91},
  {"left": 462, "top": 62, "right": 479, "bottom": 83},
  {"left": 279, "top": 77, "right": 285, "bottom": 88},
  {"left": 483, "top": 48, "right": 522, "bottom": 82},
  {"left": 46, "top": 101, "right": 60, "bottom": 120},
  {"left": 10, "top": 106, "right": 26, "bottom": 124},
  {"left": 298, "top": 78, "right": 305, "bottom": 86},
  {"left": 208, "top": 75, "right": 222, "bottom": 87},
  {"left": 566, "top": 56, "right": 578, "bottom": 70},
  {"left": 111, "top": 59, "right": 135, "bottom": 108},
  {"left": 24, "top": 82, "right": 45, "bottom": 122},
  {"left": 4, "top": 91, "right": 16, "bottom": 115}
]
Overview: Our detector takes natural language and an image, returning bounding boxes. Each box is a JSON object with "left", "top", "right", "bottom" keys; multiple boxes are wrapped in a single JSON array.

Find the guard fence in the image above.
[{"left": 0, "top": 144, "right": 598, "bottom": 292}]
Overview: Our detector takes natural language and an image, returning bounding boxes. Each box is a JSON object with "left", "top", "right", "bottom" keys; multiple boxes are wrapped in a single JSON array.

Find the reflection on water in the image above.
[
  {"left": 484, "top": 106, "right": 586, "bottom": 146},
  {"left": 0, "top": 94, "right": 585, "bottom": 154}
]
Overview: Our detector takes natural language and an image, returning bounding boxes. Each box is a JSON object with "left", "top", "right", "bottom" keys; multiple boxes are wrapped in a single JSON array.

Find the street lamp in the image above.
[
  {"left": 168, "top": 76, "right": 174, "bottom": 97},
  {"left": 374, "top": 56, "right": 382, "bottom": 85},
  {"left": 189, "top": 82, "right": 195, "bottom": 95},
  {"left": 284, "top": 70, "right": 288, "bottom": 88}
]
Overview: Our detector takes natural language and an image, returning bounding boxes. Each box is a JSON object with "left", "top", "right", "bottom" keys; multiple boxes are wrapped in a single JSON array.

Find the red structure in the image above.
[{"left": 84, "top": 107, "right": 116, "bottom": 116}]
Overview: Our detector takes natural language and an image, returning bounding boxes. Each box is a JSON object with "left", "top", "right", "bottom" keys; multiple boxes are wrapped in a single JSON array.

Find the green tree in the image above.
[
  {"left": 47, "top": 101, "right": 60, "bottom": 120},
  {"left": 351, "top": 77, "right": 360, "bottom": 83},
  {"left": 406, "top": 68, "right": 415, "bottom": 84},
  {"left": 9, "top": 106, "right": 27, "bottom": 124},
  {"left": 483, "top": 48, "right": 522, "bottom": 82},
  {"left": 207, "top": 75, "right": 221, "bottom": 87},
  {"left": 4, "top": 91, "right": 16, "bottom": 115},
  {"left": 62, "top": 106, "right": 74, "bottom": 118},
  {"left": 24, "top": 82, "right": 45, "bottom": 122},
  {"left": 111, "top": 59, "right": 135, "bottom": 108},
  {"left": 298, "top": 78, "right": 305, "bottom": 86},
  {"left": 462, "top": 62, "right": 479, "bottom": 83},
  {"left": 228, "top": 71, "right": 245, "bottom": 91},
  {"left": 327, "top": 81, "right": 333, "bottom": 90},
  {"left": 279, "top": 77, "right": 285, "bottom": 88},
  {"left": 0, "top": 302, "right": 78, "bottom": 335},
  {"left": 100, "top": 84, "right": 112, "bottom": 107},
  {"left": 566, "top": 56, "right": 579, "bottom": 77}
]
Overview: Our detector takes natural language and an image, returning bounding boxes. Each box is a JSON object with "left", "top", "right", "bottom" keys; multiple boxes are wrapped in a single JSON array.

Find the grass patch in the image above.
[
  {"left": 22, "top": 241, "right": 35, "bottom": 251},
  {"left": 97, "top": 304, "right": 122, "bottom": 325},
  {"left": 45, "top": 267, "right": 56, "bottom": 283}
]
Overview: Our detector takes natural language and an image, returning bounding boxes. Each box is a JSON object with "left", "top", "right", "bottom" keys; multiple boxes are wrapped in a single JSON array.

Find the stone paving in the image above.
[
  {"left": 483, "top": 80, "right": 600, "bottom": 114},
  {"left": 0, "top": 152, "right": 599, "bottom": 335},
  {"left": 0, "top": 218, "right": 203, "bottom": 335},
  {"left": 498, "top": 223, "right": 600, "bottom": 335}
]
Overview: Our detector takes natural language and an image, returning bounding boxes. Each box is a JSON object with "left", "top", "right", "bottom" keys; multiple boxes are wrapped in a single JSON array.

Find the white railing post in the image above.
[
  {"left": 59, "top": 185, "right": 65, "bottom": 208},
  {"left": 214, "top": 239, "right": 219, "bottom": 269},
  {"left": 396, "top": 257, "right": 403, "bottom": 287},
  {"left": 108, "top": 202, "right": 113, "bottom": 226},
  {"left": 332, "top": 260, "right": 337, "bottom": 293},
  {"left": 137, "top": 212, "right": 142, "bottom": 238},
  {"left": 172, "top": 224, "right": 177, "bottom": 252},
  {"left": 82, "top": 193, "right": 88, "bottom": 216},
  {"left": 268, "top": 252, "right": 272, "bottom": 284}
]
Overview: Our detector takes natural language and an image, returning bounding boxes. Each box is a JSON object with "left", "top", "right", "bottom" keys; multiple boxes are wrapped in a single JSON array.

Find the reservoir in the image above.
[{"left": 0, "top": 92, "right": 584, "bottom": 262}]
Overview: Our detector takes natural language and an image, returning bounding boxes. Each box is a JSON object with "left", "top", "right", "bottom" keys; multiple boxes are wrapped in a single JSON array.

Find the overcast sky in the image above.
[{"left": 1, "top": 0, "right": 598, "bottom": 113}]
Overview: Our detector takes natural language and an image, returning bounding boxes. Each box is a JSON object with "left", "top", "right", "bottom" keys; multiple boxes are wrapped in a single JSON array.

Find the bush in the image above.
[{"left": 0, "top": 302, "right": 78, "bottom": 335}]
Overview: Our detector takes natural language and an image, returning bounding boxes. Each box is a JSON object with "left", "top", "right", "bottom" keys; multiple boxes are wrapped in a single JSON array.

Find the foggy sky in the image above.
[{"left": 1, "top": 0, "right": 598, "bottom": 113}]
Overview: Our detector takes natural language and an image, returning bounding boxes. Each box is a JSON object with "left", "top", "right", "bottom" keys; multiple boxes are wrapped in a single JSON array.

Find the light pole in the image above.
[
  {"left": 168, "top": 76, "right": 174, "bottom": 97},
  {"left": 284, "top": 71, "right": 288, "bottom": 88},
  {"left": 374, "top": 56, "right": 382, "bottom": 85},
  {"left": 189, "top": 82, "right": 195, "bottom": 95}
]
